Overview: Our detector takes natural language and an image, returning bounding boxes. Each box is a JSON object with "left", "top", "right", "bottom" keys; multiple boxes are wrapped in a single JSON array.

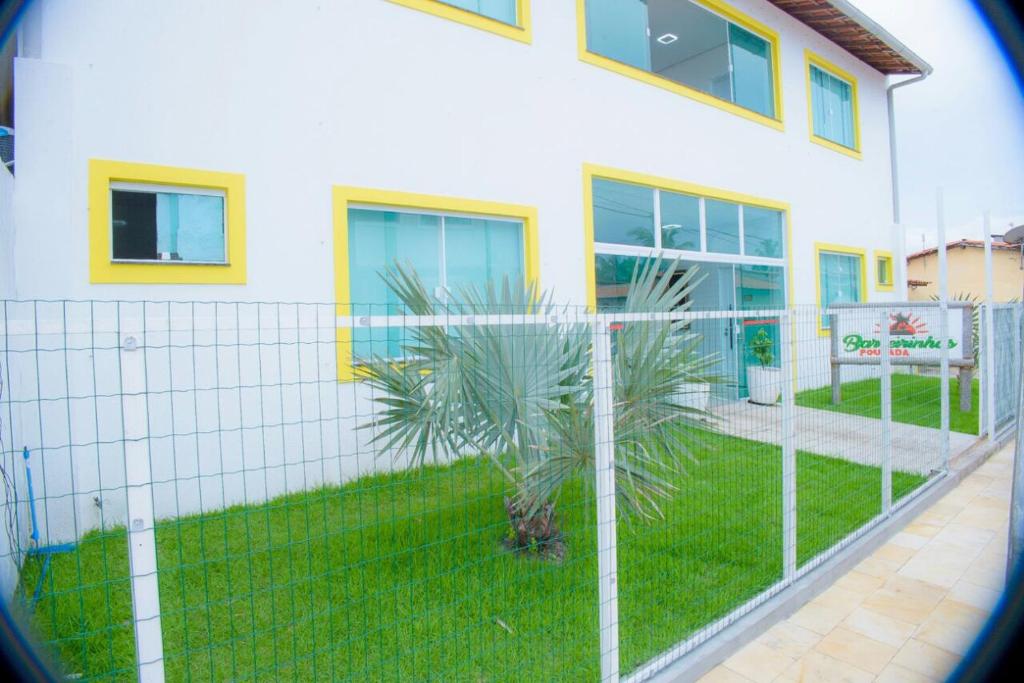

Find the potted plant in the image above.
[{"left": 746, "top": 328, "right": 781, "bottom": 405}]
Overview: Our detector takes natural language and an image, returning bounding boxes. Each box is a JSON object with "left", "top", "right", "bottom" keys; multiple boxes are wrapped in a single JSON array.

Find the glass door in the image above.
[{"left": 684, "top": 261, "right": 739, "bottom": 399}]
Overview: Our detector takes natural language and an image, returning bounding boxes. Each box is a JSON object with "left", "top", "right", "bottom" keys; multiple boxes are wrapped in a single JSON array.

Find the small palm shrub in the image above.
[{"left": 357, "top": 258, "right": 721, "bottom": 559}]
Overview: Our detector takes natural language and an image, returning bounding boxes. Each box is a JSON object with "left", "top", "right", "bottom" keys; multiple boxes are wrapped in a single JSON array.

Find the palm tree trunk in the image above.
[{"left": 503, "top": 497, "right": 565, "bottom": 561}]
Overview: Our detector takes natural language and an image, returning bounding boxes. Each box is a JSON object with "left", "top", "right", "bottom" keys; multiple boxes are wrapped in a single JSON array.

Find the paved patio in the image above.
[
  {"left": 715, "top": 401, "right": 979, "bottom": 475},
  {"left": 696, "top": 441, "right": 1013, "bottom": 683}
]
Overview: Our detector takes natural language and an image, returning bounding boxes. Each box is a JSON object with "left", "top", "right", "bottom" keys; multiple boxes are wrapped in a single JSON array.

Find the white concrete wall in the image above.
[
  {"left": 3, "top": 0, "right": 912, "bottom": 541},
  {"left": 11, "top": 0, "right": 902, "bottom": 305},
  {"left": 0, "top": 166, "right": 14, "bottom": 299}
]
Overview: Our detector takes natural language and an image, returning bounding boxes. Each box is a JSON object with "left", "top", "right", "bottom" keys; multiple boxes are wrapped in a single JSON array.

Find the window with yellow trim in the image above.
[
  {"left": 876, "top": 252, "right": 894, "bottom": 289},
  {"left": 389, "top": 0, "right": 531, "bottom": 43},
  {"left": 334, "top": 188, "right": 539, "bottom": 380},
  {"left": 816, "top": 247, "right": 865, "bottom": 330},
  {"left": 806, "top": 52, "right": 861, "bottom": 156},
  {"left": 88, "top": 160, "right": 246, "bottom": 284},
  {"left": 348, "top": 206, "right": 526, "bottom": 358},
  {"left": 581, "top": 0, "right": 780, "bottom": 122}
]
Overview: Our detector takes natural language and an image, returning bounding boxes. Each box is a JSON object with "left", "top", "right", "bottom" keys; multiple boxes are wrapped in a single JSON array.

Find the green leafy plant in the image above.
[
  {"left": 357, "top": 258, "right": 721, "bottom": 559},
  {"left": 749, "top": 328, "right": 774, "bottom": 368}
]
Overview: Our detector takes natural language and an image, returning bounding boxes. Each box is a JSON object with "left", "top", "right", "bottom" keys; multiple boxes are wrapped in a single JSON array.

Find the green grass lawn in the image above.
[
  {"left": 18, "top": 432, "right": 926, "bottom": 682},
  {"left": 795, "top": 374, "right": 979, "bottom": 435}
]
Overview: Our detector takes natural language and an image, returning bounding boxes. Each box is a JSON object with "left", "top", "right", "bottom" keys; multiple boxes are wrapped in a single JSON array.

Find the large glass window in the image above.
[
  {"left": 439, "top": 0, "right": 517, "bottom": 25},
  {"left": 110, "top": 184, "right": 226, "bottom": 264},
  {"left": 593, "top": 178, "right": 655, "bottom": 247},
  {"left": 584, "top": 0, "right": 777, "bottom": 119},
  {"left": 348, "top": 207, "right": 524, "bottom": 358},
  {"left": 810, "top": 64, "right": 856, "bottom": 149},
  {"left": 818, "top": 250, "right": 863, "bottom": 329}
]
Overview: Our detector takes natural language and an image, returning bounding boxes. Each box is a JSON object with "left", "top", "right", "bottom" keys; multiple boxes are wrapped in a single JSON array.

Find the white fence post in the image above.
[
  {"left": 880, "top": 309, "right": 892, "bottom": 515},
  {"left": 119, "top": 319, "right": 166, "bottom": 683},
  {"left": 984, "top": 218, "right": 997, "bottom": 439},
  {"left": 779, "top": 310, "right": 796, "bottom": 580},
  {"left": 592, "top": 321, "right": 619, "bottom": 683},
  {"left": 936, "top": 191, "right": 951, "bottom": 469}
]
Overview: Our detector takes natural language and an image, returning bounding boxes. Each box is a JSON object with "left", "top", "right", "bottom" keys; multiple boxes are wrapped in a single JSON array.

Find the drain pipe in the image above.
[{"left": 887, "top": 70, "right": 932, "bottom": 300}]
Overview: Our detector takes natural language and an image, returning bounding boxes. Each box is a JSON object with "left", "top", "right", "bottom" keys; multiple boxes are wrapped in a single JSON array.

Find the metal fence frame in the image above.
[{"left": 1, "top": 299, "right": 1018, "bottom": 682}]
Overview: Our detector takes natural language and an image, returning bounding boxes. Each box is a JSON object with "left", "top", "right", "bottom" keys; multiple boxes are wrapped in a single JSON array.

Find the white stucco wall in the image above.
[
  {"left": 3, "top": 0, "right": 911, "bottom": 542},
  {"left": 12, "top": 0, "right": 902, "bottom": 304}
]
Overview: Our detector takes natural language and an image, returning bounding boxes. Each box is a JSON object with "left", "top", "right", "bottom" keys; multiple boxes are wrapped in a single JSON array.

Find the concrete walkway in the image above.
[
  {"left": 716, "top": 401, "right": 978, "bottom": 475},
  {"left": 698, "top": 442, "right": 1013, "bottom": 683}
]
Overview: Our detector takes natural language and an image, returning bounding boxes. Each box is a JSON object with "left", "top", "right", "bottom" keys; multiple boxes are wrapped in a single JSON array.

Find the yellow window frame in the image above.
[
  {"left": 805, "top": 50, "right": 862, "bottom": 159},
  {"left": 581, "top": 163, "right": 793, "bottom": 312},
  {"left": 333, "top": 186, "right": 540, "bottom": 382},
  {"left": 814, "top": 242, "right": 868, "bottom": 336},
  {"left": 575, "top": 0, "right": 784, "bottom": 130},
  {"left": 88, "top": 159, "right": 246, "bottom": 285},
  {"left": 388, "top": 0, "right": 532, "bottom": 43},
  {"left": 874, "top": 249, "right": 894, "bottom": 291}
]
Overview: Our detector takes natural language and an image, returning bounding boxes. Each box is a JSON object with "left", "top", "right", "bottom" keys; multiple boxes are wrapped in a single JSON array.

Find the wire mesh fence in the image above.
[{"left": 0, "top": 297, "right": 1015, "bottom": 682}]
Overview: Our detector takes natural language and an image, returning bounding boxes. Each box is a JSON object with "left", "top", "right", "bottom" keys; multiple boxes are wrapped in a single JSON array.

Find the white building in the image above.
[{"left": 0, "top": 0, "right": 931, "bottom": 540}]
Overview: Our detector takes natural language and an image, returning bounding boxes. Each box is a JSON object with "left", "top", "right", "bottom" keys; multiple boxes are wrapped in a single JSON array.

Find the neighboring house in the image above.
[
  {"left": 907, "top": 239, "right": 1024, "bottom": 301},
  {"left": 6, "top": 0, "right": 930, "bottom": 397}
]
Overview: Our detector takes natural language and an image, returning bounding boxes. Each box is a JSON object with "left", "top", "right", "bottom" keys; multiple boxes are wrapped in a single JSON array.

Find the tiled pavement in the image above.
[{"left": 698, "top": 442, "right": 1014, "bottom": 683}]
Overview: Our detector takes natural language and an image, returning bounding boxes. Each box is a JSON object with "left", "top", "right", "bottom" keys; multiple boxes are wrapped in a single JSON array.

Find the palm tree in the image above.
[{"left": 357, "top": 258, "right": 721, "bottom": 559}]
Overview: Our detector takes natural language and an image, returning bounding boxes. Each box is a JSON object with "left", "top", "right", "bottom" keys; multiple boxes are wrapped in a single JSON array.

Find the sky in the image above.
[{"left": 848, "top": 0, "right": 1024, "bottom": 251}]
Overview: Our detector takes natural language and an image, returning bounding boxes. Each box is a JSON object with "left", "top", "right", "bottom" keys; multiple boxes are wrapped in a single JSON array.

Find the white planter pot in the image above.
[
  {"left": 746, "top": 366, "right": 781, "bottom": 405},
  {"left": 672, "top": 382, "right": 711, "bottom": 412}
]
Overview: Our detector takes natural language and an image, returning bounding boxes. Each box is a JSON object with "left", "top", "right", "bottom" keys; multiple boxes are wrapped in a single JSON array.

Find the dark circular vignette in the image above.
[
  {"left": 0, "top": 0, "right": 1021, "bottom": 681},
  {"left": 0, "top": 600, "right": 57, "bottom": 682},
  {"left": 974, "top": 0, "right": 1024, "bottom": 93}
]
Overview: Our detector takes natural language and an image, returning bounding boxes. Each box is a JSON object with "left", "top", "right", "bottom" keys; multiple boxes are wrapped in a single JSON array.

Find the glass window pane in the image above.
[
  {"left": 348, "top": 208, "right": 441, "bottom": 358},
  {"left": 585, "top": 0, "right": 651, "bottom": 70},
  {"left": 111, "top": 189, "right": 225, "bottom": 263},
  {"left": 737, "top": 264, "right": 784, "bottom": 309},
  {"left": 111, "top": 190, "right": 157, "bottom": 260},
  {"left": 660, "top": 191, "right": 700, "bottom": 251},
  {"left": 819, "top": 251, "right": 862, "bottom": 328},
  {"left": 878, "top": 257, "right": 891, "bottom": 285},
  {"left": 592, "top": 178, "right": 655, "bottom": 247},
  {"left": 444, "top": 217, "right": 524, "bottom": 297},
  {"left": 648, "top": 0, "right": 729, "bottom": 98},
  {"left": 705, "top": 199, "right": 740, "bottom": 255},
  {"left": 729, "top": 24, "right": 774, "bottom": 118},
  {"left": 440, "top": 0, "right": 517, "bottom": 25},
  {"left": 595, "top": 253, "right": 642, "bottom": 311},
  {"left": 160, "top": 193, "right": 225, "bottom": 262},
  {"left": 743, "top": 206, "right": 783, "bottom": 258}
]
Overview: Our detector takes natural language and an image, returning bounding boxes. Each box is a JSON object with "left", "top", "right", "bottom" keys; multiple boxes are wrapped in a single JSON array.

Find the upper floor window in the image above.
[
  {"left": 806, "top": 51, "right": 861, "bottom": 156},
  {"left": 440, "top": 0, "right": 517, "bottom": 25},
  {"left": 582, "top": 0, "right": 780, "bottom": 123},
  {"left": 389, "top": 0, "right": 531, "bottom": 43}
]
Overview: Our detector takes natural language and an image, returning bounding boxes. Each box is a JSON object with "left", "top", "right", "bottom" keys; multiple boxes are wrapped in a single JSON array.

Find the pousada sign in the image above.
[{"left": 835, "top": 310, "right": 964, "bottom": 361}]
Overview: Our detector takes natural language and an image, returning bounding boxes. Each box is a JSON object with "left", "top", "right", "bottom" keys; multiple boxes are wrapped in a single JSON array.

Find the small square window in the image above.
[
  {"left": 110, "top": 184, "right": 226, "bottom": 264},
  {"left": 876, "top": 253, "right": 894, "bottom": 290},
  {"left": 89, "top": 159, "right": 245, "bottom": 284}
]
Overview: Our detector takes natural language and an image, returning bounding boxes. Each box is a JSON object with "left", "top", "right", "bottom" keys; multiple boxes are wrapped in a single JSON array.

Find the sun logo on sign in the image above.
[{"left": 873, "top": 313, "right": 928, "bottom": 336}]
